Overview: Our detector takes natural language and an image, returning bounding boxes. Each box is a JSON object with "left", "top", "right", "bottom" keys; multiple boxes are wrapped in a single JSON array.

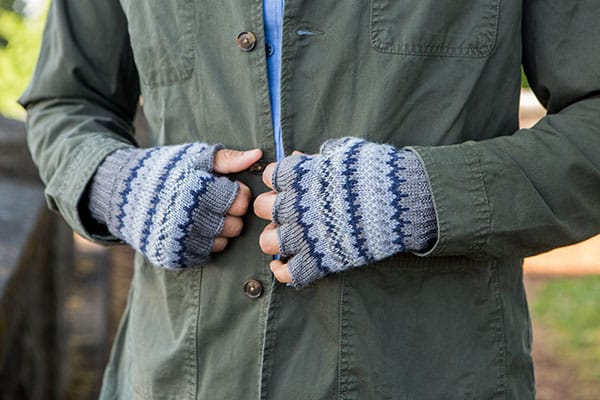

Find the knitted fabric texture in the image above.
[
  {"left": 88, "top": 143, "right": 239, "bottom": 268},
  {"left": 272, "top": 137, "right": 437, "bottom": 288}
]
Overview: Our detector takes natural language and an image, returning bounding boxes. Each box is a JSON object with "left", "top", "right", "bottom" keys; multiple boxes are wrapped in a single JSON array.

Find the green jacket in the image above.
[{"left": 20, "top": 0, "right": 600, "bottom": 399}]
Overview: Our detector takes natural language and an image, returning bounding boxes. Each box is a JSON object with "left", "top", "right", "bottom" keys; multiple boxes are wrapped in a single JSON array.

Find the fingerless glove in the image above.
[
  {"left": 88, "top": 142, "right": 238, "bottom": 268},
  {"left": 271, "top": 137, "right": 437, "bottom": 288}
]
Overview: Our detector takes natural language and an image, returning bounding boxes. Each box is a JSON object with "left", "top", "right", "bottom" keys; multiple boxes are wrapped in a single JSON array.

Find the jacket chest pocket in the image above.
[
  {"left": 370, "top": 0, "right": 500, "bottom": 58},
  {"left": 120, "top": 0, "right": 195, "bottom": 86}
]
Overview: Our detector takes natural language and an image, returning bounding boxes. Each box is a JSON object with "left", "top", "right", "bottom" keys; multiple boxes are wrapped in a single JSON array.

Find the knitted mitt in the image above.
[
  {"left": 88, "top": 143, "right": 239, "bottom": 268},
  {"left": 271, "top": 137, "right": 437, "bottom": 288}
]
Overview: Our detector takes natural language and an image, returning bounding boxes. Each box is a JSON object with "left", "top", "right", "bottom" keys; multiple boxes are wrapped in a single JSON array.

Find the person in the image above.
[{"left": 19, "top": 0, "right": 600, "bottom": 399}]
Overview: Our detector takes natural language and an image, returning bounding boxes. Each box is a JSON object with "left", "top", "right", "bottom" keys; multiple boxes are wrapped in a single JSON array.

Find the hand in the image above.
[
  {"left": 212, "top": 148, "right": 263, "bottom": 252},
  {"left": 89, "top": 143, "right": 262, "bottom": 268},
  {"left": 254, "top": 162, "right": 292, "bottom": 283},
  {"left": 254, "top": 137, "right": 437, "bottom": 288}
]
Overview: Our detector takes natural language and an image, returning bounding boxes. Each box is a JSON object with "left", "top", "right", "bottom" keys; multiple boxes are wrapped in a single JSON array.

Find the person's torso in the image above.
[{"left": 101, "top": 1, "right": 534, "bottom": 399}]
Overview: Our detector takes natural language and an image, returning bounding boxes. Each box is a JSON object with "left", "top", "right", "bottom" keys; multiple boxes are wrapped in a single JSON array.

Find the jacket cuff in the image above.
[{"left": 407, "top": 142, "right": 491, "bottom": 257}]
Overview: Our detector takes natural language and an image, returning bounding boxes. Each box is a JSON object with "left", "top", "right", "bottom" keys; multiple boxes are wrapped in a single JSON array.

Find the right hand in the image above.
[
  {"left": 211, "top": 148, "right": 262, "bottom": 252},
  {"left": 89, "top": 143, "right": 262, "bottom": 268}
]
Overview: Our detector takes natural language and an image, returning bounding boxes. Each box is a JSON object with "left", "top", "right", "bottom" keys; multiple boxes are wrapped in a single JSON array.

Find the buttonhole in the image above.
[{"left": 295, "top": 28, "right": 324, "bottom": 37}]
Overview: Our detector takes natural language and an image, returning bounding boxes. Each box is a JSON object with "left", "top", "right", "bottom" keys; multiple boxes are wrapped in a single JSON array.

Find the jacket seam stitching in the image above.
[
  {"left": 469, "top": 145, "right": 493, "bottom": 254},
  {"left": 492, "top": 260, "right": 509, "bottom": 399}
]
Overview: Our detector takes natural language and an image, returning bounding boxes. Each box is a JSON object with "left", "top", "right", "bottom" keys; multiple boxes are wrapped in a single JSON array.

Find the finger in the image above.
[
  {"left": 228, "top": 182, "right": 251, "bottom": 216},
  {"left": 259, "top": 223, "right": 280, "bottom": 255},
  {"left": 213, "top": 148, "right": 263, "bottom": 174},
  {"left": 220, "top": 215, "right": 244, "bottom": 238},
  {"left": 292, "top": 150, "right": 305, "bottom": 155},
  {"left": 262, "top": 162, "right": 276, "bottom": 189},
  {"left": 212, "top": 237, "right": 229, "bottom": 253},
  {"left": 253, "top": 191, "right": 276, "bottom": 220},
  {"left": 270, "top": 260, "right": 292, "bottom": 283}
]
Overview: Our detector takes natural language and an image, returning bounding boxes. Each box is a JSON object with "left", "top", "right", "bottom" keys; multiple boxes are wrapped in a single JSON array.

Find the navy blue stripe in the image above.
[
  {"left": 115, "top": 148, "right": 159, "bottom": 235},
  {"left": 318, "top": 156, "right": 349, "bottom": 270},
  {"left": 139, "top": 144, "right": 194, "bottom": 254},
  {"left": 341, "top": 141, "right": 372, "bottom": 262},
  {"left": 153, "top": 170, "right": 188, "bottom": 263},
  {"left": 292, "top": 156, "right": 328, "bottom": 272},
  {"left": 176, "top": 174, "right": 215, "bottom": 265},
  {"left": 386, "top": 148, "right": 410, "bottom": 248}
]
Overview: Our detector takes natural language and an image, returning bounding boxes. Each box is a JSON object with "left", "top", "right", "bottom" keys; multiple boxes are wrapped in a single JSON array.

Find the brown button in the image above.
[
  {"left": 250, "top": 160, "right": 270, "bottom": 175},
  {"left": 236, "top": 31, "right": 257, "bottom": 52},
  {"left": 243, "top": 279, "right": 264, "bottom": 299}
]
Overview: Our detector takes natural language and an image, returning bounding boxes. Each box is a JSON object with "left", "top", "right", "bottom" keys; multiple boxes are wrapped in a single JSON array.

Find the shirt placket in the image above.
[{"left": 263, "top": 0, "right": 285, "bottom": 161}]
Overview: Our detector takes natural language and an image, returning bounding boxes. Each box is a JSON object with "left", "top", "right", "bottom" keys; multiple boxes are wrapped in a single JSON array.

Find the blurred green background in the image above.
[
  {"left": 0, "top": 0, "right": 46, "bottom": 119},
  {"left": 533, "top": 276, "right": 600, "bottom": 397}
]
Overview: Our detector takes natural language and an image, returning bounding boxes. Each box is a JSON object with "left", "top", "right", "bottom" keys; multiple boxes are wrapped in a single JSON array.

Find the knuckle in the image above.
[
  {"left": 231, "top": 220, "right": 243, "bottom": 237},
  {"left": 220, "top": 149, "right": 233, "bottom": 159},
  {"left": 233, "top": 196, "right": 249, "bottom": 215},
  {"left": 214, "top": 149, "right": 233, "bottom": 168},
  {"left": 240, "top": 183, "right": 251, "bottom": 197},
  {"left": 214, "top": 150, "right": 225, "bottom": 164}
]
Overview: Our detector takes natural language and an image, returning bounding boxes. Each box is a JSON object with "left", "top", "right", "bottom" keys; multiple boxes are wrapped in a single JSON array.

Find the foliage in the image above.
[
  {"left": 533, "top": 276, "right": 600, "bottom": 386},
  {"left": 521, "top": 67, "right": 530, "bottom": 88},
  {"left": 0, "top": 6, "right": 46, "bottom": 119},
  {"left": 0, "top": 0, "right": 16, "bottom": 12}
]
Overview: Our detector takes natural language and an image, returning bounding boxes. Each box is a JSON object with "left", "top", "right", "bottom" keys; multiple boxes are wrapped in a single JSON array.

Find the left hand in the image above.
[
  {"left": 253, "top": 137, "right": 437, "bottom": 289},
  {"left": 253, "top": 162, "right": 293, "bottom": 284}
]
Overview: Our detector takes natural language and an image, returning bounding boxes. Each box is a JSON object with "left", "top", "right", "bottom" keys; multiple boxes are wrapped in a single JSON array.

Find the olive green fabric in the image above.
[{"left": 20, "top": 0, "right": 600, "bottom": 399}]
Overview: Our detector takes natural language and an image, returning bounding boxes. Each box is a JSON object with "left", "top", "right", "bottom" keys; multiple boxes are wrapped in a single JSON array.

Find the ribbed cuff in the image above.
[
  {"left": 88, "top": 148, "right": 139, "bottom": 228},
  {"left": 398, "top": 150, "right": 438, "bottom": 252}
]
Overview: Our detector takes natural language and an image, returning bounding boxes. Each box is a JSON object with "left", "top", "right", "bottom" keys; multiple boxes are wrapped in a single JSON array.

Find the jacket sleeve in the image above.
[
  {"left": 19, "top": 0, "right": 140, "bottom": 242},
  {"left": 411, "top": 0, "right": 600, "bottom": 259}
]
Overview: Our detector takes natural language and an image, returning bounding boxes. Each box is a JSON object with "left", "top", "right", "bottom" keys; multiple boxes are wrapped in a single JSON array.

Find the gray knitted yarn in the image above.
[
  {"left": 272, "top": 137, "right": 437, "bottom": 288},
  {"left": 88, "top": 143, "right": 239, "bottom": 268}
]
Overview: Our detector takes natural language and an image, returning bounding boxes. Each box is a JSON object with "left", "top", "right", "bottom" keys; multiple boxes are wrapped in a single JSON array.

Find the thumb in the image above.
[{"left": 213, "top": 148, "right": 263, "bottom": 174}]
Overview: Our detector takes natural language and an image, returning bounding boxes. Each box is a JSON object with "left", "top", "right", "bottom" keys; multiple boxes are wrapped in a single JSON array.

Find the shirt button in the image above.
[
  {"left": 243, "top": 279, "right": 264, "bottom": 299},
  {"left": 236, "top": 31, "right": 257, "bottom": 52},
  {"left": 265, "top": 43, "right": 274, "bottom": 57},
  {"left": 250, "top": 160, "right": 270, "bottom": 175}
]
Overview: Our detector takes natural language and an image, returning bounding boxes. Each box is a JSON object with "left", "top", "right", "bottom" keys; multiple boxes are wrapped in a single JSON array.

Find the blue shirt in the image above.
[{"left": 263, "top": 0, "right": 285, "bottom": 161}]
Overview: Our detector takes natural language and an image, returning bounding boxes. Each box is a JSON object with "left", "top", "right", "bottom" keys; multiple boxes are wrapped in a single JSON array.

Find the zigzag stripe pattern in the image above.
[
  {"left": 88, "top": 143, "right": 238, "bottom": 268},
  {"left": 340, "top": 140, "right": 371, "bottom": 263},
  {"left": 139, "top": 144, "right": 194, "bottom": 254},
  {"left": 318, "top": 156, "right": 346, "bottom": 270},
  {"left": 386, "top": 146, "right": 410, "bottom": 248},
  {"left": 114, "top": 148, "right": 158, "bottom": 234},
  {"left": 152, "top": 165, "right": 192, "bottom": 264},
  {"left": 271, "top": 137, "right": 438, "bottom": 288},
  {"left": 176, "top": 178, "right": 216, "bottom": 266}
]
